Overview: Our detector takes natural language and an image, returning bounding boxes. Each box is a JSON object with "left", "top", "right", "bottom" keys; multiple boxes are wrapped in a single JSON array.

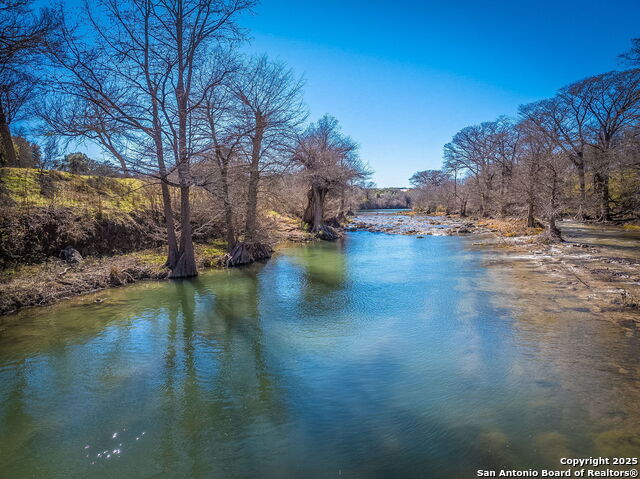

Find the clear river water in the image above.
[{"left": 1, "top": 227, "right": 639, "bottom": 478}]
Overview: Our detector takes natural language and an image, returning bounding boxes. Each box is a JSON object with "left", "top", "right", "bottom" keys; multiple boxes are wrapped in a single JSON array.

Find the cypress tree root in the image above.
[
  {"left": 222, "top": 241, "right": 273, "bottom": 267},
  {"left": 315, "top": 225, "right": 340, "bottom": 241}
]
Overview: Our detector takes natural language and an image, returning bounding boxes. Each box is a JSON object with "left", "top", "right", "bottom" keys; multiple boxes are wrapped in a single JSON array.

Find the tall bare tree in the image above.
[
  {"left": 569, "top": 70, "right": 640, "bottom": 221},
  {"left": 0, "top": 0, "right": 58, "bottom": 166},
  {"left": 44, "top": 0, "right": 253, "bottom": 277},
  {"left": 443, "top": 122, "right": 497, "bottom": 217},
  {"left": 230, "top": 55, "right": 306, "bottom": 241},
  {"left": 198, "top": 57, "right": 243, "bottom": 249}
]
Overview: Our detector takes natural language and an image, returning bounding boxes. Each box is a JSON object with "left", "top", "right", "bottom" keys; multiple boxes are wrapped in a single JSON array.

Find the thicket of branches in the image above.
[
  {"left": 410, "top": 40, "right": 640, "bottom": 240},
  {"left": 0, "top": 0, "right": 370, "bottom": 275}
]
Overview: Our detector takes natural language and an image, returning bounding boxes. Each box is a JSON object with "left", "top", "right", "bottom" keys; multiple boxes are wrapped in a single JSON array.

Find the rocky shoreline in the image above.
[{"left": 346, "top": 211, "right": 487, "bottom": 236}]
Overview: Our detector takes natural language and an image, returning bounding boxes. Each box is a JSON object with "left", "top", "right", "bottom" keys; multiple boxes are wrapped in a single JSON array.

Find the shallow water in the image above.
[
  {"left": 560, "top": 220, "right": 640, "bottom": 260},
  {"left": 1, "top": 232, "right": 639, "bottom": 478}
]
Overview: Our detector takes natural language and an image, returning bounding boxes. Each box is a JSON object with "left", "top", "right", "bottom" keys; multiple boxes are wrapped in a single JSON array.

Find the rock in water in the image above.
[{"left": 60, "top": 246, "right": 83, "bottom": 264}]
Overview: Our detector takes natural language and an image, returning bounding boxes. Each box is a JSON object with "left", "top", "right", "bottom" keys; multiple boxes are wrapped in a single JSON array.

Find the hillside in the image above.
[{"left": 0, "top": 168, "right": 168, "bottom": 268}]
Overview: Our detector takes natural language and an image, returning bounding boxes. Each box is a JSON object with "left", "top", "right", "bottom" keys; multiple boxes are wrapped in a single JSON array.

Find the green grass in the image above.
[
  {"left": 0, "top": 167, "right": 153, "bottom": 213},
  {"left": 199, "top": 239, "right": 228, "bottom": 258},
  {"left": 135, "top": 250, "right": 168, "bottom": 267}
]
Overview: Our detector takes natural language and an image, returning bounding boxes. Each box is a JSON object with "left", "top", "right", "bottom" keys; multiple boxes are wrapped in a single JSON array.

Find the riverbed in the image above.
[{"left": 0, "top": 227, "right": 639, "bottom": 477}]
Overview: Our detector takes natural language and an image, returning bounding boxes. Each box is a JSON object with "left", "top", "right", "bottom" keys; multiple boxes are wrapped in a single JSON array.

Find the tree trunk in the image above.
[
  {"left": 170, "top": 36, "right": 197, "bottom": 279},
  {"left": 577, "top": 153, "right": 586, "bottom": 211},
  {"left": 160, "top": 179, "right": 179, "bottom": 268},
  {"left": 303, "top": 185, "right": 328, "bottom": 232},
  {"left": 545, "top": 173, "right": 562, "bottom": 242},
  {"left": 594, "top": 172, "right": 611, "bottom": 222},
  {"left": 546, "top": 214, "right": 563, "bottom": 242},
  {"left": 600, "top": 173, "right": 610, "bottom": 222},
  {"left": 526, "top": 196, "right": 535, "bottom": 228},
  {"left": 245, "top": 120, "right": 264, "bottom": 241},
  {"left": 224, "top": 241, "right": 272, "bottom": 267},
  {"left": 154, "top": 131, "right": 179, "bottom": 269},
  {"left": 170, "top": 182, "right": 197, "bottom": 278},
  {"left": 500, "top": 165, "right": 508, "bottom": 218},
  {"left": 459, "top": 198, "right": 467, "bottom": 217},
  {"left": 479, "top": 192, "right": 487, "bottom": 217},
  {"left": 0, "top": 107, "right": 17, "bottom": 167},
  {"left": 569, "top": 152, "right": 586, "bottom": 221},
  {"left": 220, "top": 155, "right": 235, "bottom": 250}
]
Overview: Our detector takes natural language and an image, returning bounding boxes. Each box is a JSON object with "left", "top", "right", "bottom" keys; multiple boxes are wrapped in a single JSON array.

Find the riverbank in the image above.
[
  {"left": 477, "top": 222, "right": 640, "bottom": 330},
  {"left": 3, "top": 209, "right": 639, "bottom": 325},
  {"left": 351, "top": 211, "right": 640, "bottom": 329},
  {"left": 0, "top": 212, "right": 313, "bottom": 317},
  {"left": 0, "top": 244, "right": 220, "bottom": 316}
]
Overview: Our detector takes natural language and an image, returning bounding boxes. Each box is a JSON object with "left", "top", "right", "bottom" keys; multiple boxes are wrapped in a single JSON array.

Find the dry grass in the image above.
[
  {"left": 475, "top": 218, "right": 544, "bottom": 237},
  {"left": 0, "top": 250, "right": 165, "bottom": 315},
  {"left": 0, "top": 241, "right": 232, "bottom": 316}
]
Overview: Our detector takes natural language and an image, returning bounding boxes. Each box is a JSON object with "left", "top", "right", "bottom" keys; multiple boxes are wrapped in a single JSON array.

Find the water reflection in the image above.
[{"left": 0, "top": 232, "right": 639, "bottom": 478}]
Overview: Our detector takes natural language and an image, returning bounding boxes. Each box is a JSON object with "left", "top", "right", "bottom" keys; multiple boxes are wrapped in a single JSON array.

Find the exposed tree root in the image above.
[
  {"left": 315, "top": 225, "right": 341, "bottom": 241},
  {"left": 222, "top": 241, "right": 273, "bottom": 267}
]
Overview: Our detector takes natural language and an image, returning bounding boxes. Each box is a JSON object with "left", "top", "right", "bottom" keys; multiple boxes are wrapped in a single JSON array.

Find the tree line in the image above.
[
  {"left": 0, "top": 0, "right": 370, "bottom": 277},
  {"left": 410, "top": 39, "right": 640, "bottom": 240}
]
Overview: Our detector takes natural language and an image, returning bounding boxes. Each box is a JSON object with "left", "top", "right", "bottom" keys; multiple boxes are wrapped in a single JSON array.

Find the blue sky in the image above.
[
  {"left": 239, "top": 0, "right": 640, "bottom": 186},
  {"left": 54, "top": 0, "right": 640, "bottom": 187}
]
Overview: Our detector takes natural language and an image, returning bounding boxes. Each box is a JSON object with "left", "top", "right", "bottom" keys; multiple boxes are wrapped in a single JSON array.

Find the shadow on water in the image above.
[{"left": 0, "top": 231, "right": 639, "bottom": 477}]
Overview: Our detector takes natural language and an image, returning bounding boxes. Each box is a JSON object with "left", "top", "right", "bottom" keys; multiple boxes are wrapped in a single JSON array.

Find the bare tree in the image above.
[
  {"left": 0, "top": 0, "right": 58, "bottom": 166},
  {"left": 517, "top": 118, "right": 567, "bottom": 240},
  {"left": 443, "top": 122, "right": 497, "bottom": 217},
  {"left": 569, "top": 70, "right": 640, "bottom": 221},
  {"left": 409, "top": 169, "right": 455, "bottom": 213},
  {"left": 230, "top": 54, "right": 306, "bottom": 241},
  {"left": 151, "top": 0, "right": 254, "bottom": 277},
  {"left": 293, "top": 115, "right": 368, "bottom": 234},
  {"left": 620, "top": 38, "right": 640, "bottom": 67},
  {"left": 198, "top": 58, "right": 243, "bottom": 250},
  {"left": 44, "top": 0, "right": 253, "bottom": 277}
]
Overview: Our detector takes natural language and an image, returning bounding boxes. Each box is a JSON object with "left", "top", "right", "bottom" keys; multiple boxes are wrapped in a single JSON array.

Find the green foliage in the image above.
[
  {"left": 12, "top": 137, "right": 39, "bottom": 168},
  {"left": 61, "top": 152, "right": 92, "bottom": 174},
  {"left": 58, "top": 152, "right": 119, "bottom": 176}
]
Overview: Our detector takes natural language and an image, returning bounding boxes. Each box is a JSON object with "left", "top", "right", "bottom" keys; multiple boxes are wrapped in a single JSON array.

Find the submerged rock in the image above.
[
  {"left": 533, "top": 431, "right": 570, "bottom": 462},
  {"left": 60, "top": 246, "right": 83, "bottom": 264}
]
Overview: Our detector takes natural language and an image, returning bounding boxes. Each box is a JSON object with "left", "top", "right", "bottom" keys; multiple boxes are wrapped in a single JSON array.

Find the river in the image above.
[{"left": 0, "top": 224, "right": 639, "bottom": 477}]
